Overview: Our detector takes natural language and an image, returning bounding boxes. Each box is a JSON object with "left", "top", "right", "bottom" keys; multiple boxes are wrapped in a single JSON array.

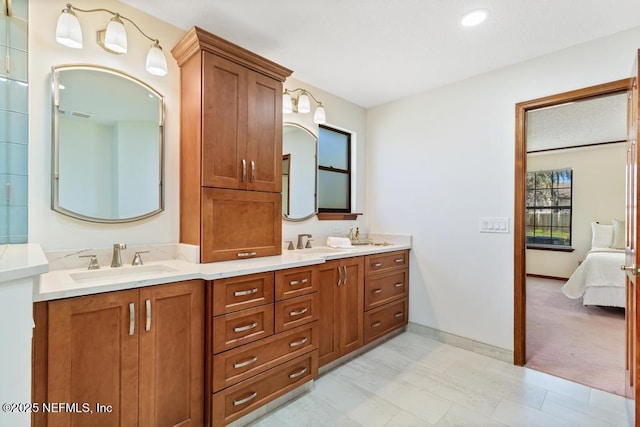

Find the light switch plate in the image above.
[{"left": 479, "top": 217, "right": 510, "bottom": 233}]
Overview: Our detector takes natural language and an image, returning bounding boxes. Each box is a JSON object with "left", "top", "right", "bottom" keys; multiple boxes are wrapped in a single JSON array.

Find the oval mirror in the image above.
[
  {"left": 282, "top": 123, "right": 317, "bottom": 221},
  {"left": 51, "top": 65, "right": 164, "bottom": 223}
]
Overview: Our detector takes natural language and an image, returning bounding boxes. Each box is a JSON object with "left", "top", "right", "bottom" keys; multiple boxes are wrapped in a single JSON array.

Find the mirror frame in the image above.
[
  {"left": 51, "top": 64, "right": 165, "bottom": 223},
  {"left": 282, "top": 122, "right": 318, "bottom": 222}
]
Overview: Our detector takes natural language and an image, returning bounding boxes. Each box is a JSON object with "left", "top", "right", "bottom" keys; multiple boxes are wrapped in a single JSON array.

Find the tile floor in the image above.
[{"left": 250, "top": 331, "right": 631, "bottom": 426}]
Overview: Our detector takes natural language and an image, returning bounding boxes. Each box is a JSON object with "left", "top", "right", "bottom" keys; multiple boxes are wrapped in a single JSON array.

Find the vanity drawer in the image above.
[
  {"left": 275, "top": 266, "right": 318, "bottom": 300},
  {"left": 212, "top": 351, "right": 318, "bottom": 426},
  {"left": 212, "top": 272, "right": 274, "bottom": 315},
  {"left": 213, "top": 304, "right": 274, "bottom": 354},
  {"left": 365, "top": 250, "right": 408, "bottom": 275},
  {"left": 212, "top": 322, "right": 318, "bottom": 392},
  {"left": 274, "top": 292, "right": 319, "bottom": 333},
  {"left": 363, "top": 298, "right": 408, "bottom": 344},
  {"left": 364, "top": 269, "right": 408, "bottom": 310}
]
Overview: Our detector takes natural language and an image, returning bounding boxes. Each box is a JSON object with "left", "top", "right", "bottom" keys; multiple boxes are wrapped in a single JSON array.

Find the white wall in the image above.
[
  {"left": 526, "top": 144, "right": 626, "bottom": 278},
  {"left": 29, "top": 0, "right": 184, "bottom": 250},
  {"left": 367, "top": 26, "right": 640, "bottom": 351}
]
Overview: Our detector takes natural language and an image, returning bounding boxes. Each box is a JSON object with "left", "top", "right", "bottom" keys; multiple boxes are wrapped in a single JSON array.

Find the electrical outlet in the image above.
[{"left": 332, "top": 226, "right": 343, "bottom": 235}]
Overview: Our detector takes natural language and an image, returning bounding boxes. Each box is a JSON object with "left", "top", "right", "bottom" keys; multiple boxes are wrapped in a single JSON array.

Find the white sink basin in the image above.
[{"left": 70, "top": 264, "right": 179, "bottom": 283}]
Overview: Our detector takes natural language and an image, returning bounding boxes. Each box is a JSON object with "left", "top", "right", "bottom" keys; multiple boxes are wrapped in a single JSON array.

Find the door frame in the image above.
[{"left": 513, "top": 78, "right": 631, "bottom": 365}]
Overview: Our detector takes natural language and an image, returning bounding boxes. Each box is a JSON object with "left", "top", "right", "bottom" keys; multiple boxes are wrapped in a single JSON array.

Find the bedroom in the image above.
[{"left": 525, "top": 89, "right": 627, "bottom": 395}]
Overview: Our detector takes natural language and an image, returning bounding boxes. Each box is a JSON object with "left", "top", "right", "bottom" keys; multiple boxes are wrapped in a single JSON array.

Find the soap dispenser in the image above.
[{"left": 347, "top": 226, "right": 354, "bottom": 240}]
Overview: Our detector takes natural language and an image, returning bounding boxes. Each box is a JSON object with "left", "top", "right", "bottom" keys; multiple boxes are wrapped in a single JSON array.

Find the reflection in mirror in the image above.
[
  {"left": 282, "top": 123, "right": 317, "bottom": 221},
  {"left": 52, "top": 65, "right": 164, "bottom": 223}
]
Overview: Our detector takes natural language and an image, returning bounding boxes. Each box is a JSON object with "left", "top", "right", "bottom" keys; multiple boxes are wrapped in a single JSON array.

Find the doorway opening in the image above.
[{"left": 513, "top": 79, "right": 631, "bottom": 394}]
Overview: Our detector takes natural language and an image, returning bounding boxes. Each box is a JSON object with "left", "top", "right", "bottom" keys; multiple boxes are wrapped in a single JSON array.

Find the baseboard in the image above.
[{"left": 406, "top": 322, "right": 514, "bottom": 364}]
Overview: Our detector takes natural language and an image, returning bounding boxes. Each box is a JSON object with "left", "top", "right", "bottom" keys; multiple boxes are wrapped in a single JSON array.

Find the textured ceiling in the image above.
[{"left": 120, "top": 0, "right": 640, "bottom": 108}]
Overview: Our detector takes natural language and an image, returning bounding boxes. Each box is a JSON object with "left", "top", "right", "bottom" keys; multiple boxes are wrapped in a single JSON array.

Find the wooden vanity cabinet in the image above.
[
  {"left": 32, "top": 280, "right": 204, "bottom": 427},
  {"left": 171, "top": 27, "right": 292, "bottom": 263},
  {"left": 318, "top": 257, "right": 364, "bottom": 367},
  {"left": 208, "top": 266, "right": 319, "bottom": 426},
  {"left": 363, "top": 250, "right": 409, "bottom": 344}
]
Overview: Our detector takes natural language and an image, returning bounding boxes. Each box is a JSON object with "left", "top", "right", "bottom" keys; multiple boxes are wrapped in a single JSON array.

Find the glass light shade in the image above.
[
  {"left": 297, "top": 93, "right": 311, "bottom": 113},
  {"left": 313, "top": 106, "right": 326, "bottom": 124},
  {"left": 282, "top": 93, "right": 293, "bottom": 114},
  {"left": 56, "top": 9, "right": 83, "bottom": 49},
  {"left": 104, "top": 16, "right": 128, "bottom": 53},
  {"left": 146, "top": 44, "right": 168, "bottom": 76}
]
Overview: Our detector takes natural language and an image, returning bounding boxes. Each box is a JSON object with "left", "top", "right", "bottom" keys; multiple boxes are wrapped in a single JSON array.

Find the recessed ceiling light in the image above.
[{"left": 461, "top": 9, "right": 489, "bottom": 27}]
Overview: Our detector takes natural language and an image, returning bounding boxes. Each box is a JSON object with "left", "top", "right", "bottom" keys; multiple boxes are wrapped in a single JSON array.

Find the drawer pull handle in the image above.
[
  {"left": 394, "top": 283, "right": 404, "bottom": 288},
  {"left": 394, "top": 312, "right": 404, "bottom": 318},
  {"left": 371, "top": 321, "right": 382, "bottom": 328},
  {"left": 373, "top": 262, "right": 383, "bottom": 267},
  {"left": 233, "top": 391, "right": 257, "bottom": 406},
  {"left": 237, "top": 252, "right": 257, "bottom": 258},
  {"left": 145, "top": 299, "right": 151, "bottom": 332},
  {"left": 289, "top": 307, "right": 308, "bottom": 317},
  {"left": 234, "top": 322, "right": 258, "bottom": 333},
  {"left": 233, "top": 356, "right": 258, "bottom": 369},
  {"left": 129, "top": 302, "right": 135, "bottom": 336},
  {"left": 289, "top": 367, "right": 308, "bottom": 379},
  {"left": 234, "top": 288, "right": 258, "bottom": 297},
  {"left": 289, "top": 278, "right": 308, "bottom": 286},
  {"left": 372, "top": 289, "right": 383, "bottom": 295},
  {"left": 289, "top": 337, "right": 308, "bottom": 347},
  {"left": 395, "top": 258, "right": 404, "bottom": 263},
  {"left": 241, "top": 159, "right": 247, "bottom": 182}
]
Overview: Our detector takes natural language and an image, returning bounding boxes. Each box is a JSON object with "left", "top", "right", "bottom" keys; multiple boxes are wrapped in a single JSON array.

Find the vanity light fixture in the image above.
[
  {"left": 283, "top": 88, "right": 326, "bottom": 124},
  {"left": 55, "top": 3, "right": 168, "bottom": 76},
  {"left": 461, "top": 9, "right": 489, "bottom": 27}
]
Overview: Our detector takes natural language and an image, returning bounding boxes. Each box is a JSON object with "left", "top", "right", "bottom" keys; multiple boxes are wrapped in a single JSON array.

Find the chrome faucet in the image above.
[
  {"left": 297, "top": 234, "right": 312, "bottom": 249},
  {"left": 111, "top": 243, "right": 127, "bottom": 267}
]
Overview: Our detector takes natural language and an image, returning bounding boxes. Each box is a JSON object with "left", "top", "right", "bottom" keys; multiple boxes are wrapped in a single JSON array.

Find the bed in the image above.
[
  {"left": 561, "top": 220, "right": 627, "bottom": 308},
  {"left": 561, "top": 248, "right": 626, "bottom": 308}
]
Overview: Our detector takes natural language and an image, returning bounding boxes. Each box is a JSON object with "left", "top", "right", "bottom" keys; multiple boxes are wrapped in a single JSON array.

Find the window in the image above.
[
  {"left": 318, "top": 125, "right": 351, "bottom": 212},
  {"left": 526, "top": 168, "right": 573, "bottom": 248}
]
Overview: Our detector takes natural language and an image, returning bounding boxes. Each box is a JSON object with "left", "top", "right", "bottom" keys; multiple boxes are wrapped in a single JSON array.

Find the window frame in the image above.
[
  {"left": 317, "top": 124, "right": 352, "bottom": 213},
  {"left": 525, "top": 168, "right": 574, "bottom": 251}
]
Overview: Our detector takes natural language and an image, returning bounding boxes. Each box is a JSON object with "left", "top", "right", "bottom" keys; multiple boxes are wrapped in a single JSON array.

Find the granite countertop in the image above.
[{"left": 33, "top": 234, "right": 411, "bottom": 302}]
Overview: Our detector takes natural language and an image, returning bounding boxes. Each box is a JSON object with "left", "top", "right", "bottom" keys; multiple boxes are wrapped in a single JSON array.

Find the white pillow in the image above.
[
  {"left": 591, "top": 222, "right": 613, "bottom": 249},
  {"left": 612, "top": 219, "right": 625, "bottom": 249}
]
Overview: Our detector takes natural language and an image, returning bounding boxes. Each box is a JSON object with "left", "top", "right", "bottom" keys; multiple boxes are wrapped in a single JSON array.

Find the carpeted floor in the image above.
[{"left": 525, "top": 276, "right": 626, "bottom": 396}]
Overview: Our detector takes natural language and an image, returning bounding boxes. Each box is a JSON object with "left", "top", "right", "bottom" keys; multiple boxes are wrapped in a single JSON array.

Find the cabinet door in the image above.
[
  {"left": 339, "top": 257, "right": 364, "bottom": 355},
  {"left": 202, "top": 52, "right": 248, "bottom": 189},
  {"left": 139, "top": 280, "right": 204, "bottom": 427},
  {"left": 318, "top": 260, "right": 341, "bottom": 366},
  {"left": 201, "top": 187, "right": 282, "bottom": 262},
  {"left": 47, "top": 289, "right": 139, "bottom": 427},
  {"left": 246, "top": 71, "right": 282, "bottom": 193}
]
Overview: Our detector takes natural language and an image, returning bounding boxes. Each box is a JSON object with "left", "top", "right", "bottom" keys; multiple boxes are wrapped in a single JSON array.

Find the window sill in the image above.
[
  {"left": 317, "top": 212, "right": 363, "bottom": 221},
  {"left": 526, "top": 244, "right": 575, "bottom": 252}
]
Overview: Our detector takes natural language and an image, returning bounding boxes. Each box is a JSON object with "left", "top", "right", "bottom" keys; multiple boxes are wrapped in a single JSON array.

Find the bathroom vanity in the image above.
[{"left": 31, "top": 242, "right": 410, "bottom": 426}]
